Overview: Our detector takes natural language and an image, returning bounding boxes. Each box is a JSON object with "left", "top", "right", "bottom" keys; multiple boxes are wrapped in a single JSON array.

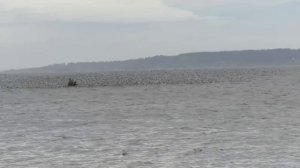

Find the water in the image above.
[{"left": 0, "top": 69, "right": 299, "bottom": 167}]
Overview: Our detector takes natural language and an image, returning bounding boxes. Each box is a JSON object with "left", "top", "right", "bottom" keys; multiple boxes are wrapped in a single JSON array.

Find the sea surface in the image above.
[{"left": 0, "top": 68, "right": 299, "bottom": 167}]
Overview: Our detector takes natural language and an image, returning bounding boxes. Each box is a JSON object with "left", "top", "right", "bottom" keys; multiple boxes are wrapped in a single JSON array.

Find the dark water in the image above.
[
  {"left": 0, "top": 68, "right": 281, "bottom": 88},
  {"left": 0, "top": 69, "right": 299, "bottom": 167}
]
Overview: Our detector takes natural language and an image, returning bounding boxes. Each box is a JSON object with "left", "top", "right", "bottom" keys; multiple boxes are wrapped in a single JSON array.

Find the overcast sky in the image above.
[{"left": 1, "top": 0, "right": 300, "bottom": 70}]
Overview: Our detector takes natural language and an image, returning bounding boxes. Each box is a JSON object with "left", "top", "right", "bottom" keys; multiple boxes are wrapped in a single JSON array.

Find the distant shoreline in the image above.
[{"left": 3, "top": 48, "right": 300, "bottom": 74}]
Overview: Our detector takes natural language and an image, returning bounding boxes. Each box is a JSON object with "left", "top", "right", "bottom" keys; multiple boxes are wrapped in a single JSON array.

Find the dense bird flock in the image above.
[{"left": 0, "top": 68, "right": 283, "bottom": 89}]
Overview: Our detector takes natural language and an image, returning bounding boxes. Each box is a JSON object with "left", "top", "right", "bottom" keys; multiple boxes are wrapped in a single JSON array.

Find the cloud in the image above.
[
  {"left": 165, "top": 0, "right": 299, "bottom": 8},
  {"left": 0, "top": 0, "right": 198, "bottom": 23},
  {"left": 164, "top": 0, "right": 300, "bottom": 15},
  {"left": 164, "top": 0, "right": 300, "bottom": 23}
]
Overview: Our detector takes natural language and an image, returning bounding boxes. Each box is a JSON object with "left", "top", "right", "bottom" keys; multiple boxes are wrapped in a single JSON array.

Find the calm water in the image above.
[{"left": 0, "top": 69, "right": 299, "bottom": 167}]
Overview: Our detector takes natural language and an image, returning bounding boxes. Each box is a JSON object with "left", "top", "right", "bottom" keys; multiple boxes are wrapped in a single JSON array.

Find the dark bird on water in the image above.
[
  {"left": 67, "top": 78, "right": 77, "bottom": 87},
  {"left": 122, "top": 150, "right": 128, "bottom": 156}
]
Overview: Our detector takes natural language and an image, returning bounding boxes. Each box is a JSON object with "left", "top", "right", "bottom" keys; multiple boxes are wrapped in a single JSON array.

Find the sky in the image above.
[{"left": 0, "top": 0, "right": 300, "bottom": 71}]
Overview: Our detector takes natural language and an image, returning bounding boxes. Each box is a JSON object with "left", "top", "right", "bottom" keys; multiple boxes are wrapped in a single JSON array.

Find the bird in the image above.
[{"left": 122, "top": 150, "right": 128, "bottom": 156}]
